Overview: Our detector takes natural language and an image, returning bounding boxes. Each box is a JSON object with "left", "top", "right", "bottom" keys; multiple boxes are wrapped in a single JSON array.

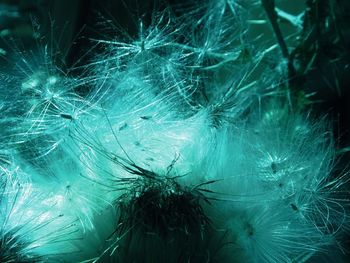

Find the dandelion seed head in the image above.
[{"left": 222, "top": 205, "right": 331, "bottom": 263}]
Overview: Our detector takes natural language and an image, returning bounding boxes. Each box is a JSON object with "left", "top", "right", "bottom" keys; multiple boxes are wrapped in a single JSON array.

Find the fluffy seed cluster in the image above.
[{"left": 0, "top": 0, "right": 348, "bottom": 262}]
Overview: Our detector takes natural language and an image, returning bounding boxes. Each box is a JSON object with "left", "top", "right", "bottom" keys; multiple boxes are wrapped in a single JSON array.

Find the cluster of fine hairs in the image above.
[{"left": 0, "top": 0, "right": 349, "bottom": 262}]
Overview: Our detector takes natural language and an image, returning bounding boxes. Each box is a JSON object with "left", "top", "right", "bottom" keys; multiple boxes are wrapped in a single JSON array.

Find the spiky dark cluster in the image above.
[
  {"left": 118, "top": 175, "right": 210, "bottom": 238},
  {"left": 109, "top": 163, "right": 218, "bottom": 262}
]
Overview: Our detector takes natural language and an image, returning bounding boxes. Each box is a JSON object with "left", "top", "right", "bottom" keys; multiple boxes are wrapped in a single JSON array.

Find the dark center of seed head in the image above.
[{"left": 123, "top": 181, "right": 209, "bottom": 237}]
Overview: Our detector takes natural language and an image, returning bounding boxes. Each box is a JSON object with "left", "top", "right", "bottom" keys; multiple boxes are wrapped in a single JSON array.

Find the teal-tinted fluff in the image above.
[
  {"left": 0, "top": 161, "right": 81, "bottom": 262},
  {"left": 0, "top": 0, "right": 348, "bottom": 262},
  {"left": 191, "top": 100, "right": 348, "bottom": 262}
]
